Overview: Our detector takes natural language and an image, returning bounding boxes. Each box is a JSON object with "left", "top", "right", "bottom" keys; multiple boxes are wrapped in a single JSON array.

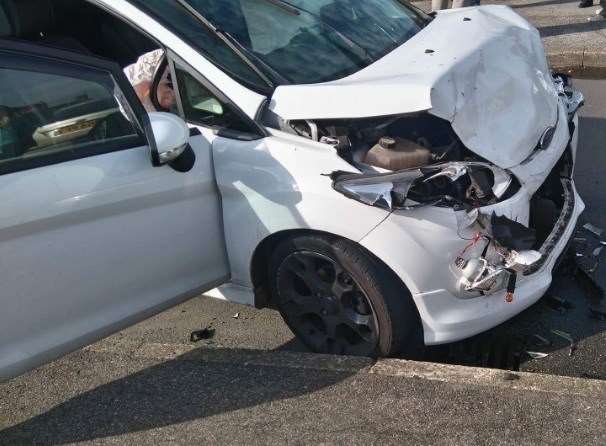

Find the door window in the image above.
[
  {"left": 127, "top": 0, "right": 271, "bottom": 93},
  {"left": 174, "top": 62, "right": 257, "bottom": 134},
  {"left": 0, "top": 59, "right": 143, "bottom": 173}
]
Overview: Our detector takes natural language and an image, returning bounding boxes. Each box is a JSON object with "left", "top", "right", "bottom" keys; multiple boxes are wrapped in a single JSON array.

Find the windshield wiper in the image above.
[
  {"left": 176, "top": 0, "right": 278, "bottom": 89},
  {"left": 262, "top": 0, "right": 301, "bottom": 16},
  {"left": 277, "top": 0, "right": 374, "bottom": 64}
]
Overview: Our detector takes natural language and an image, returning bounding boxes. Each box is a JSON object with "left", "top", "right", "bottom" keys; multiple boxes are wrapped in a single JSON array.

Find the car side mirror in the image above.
[{"left": 148, "top": 112, "right": 195, "bottom": 172}]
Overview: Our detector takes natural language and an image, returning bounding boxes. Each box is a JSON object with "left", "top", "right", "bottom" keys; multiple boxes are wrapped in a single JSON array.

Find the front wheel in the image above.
[{"left": 269, "top": 234, "right": 422, "bottom": 357}]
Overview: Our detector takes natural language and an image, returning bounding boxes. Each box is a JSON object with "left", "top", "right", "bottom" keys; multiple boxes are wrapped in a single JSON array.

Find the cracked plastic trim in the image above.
[{"left": 524, "top": 178, "right": 575, "bottom": 276}]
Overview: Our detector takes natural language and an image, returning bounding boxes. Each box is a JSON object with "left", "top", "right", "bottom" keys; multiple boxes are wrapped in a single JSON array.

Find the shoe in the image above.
[{"left": 579, "top": 0, "right": 593, "bottom": 7}]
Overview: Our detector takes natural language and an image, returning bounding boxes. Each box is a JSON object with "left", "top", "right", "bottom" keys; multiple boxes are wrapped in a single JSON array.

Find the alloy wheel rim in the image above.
[{"left": 277, "top": 251, "right": 379, "bottom": 356}]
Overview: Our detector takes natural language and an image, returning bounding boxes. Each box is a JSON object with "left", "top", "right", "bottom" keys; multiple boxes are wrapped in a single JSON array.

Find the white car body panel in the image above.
[
  {"left": 0, "top": 135, "right": 228, "bottom": 380},
  {"left": 270, "top": 6, "right": 558, "bottom": 169},
  {"left": 198, "top": 125, "right": 389, "bottom": 291}
]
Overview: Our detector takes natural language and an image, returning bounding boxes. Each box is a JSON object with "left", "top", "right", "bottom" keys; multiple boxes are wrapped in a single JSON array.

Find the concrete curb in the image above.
[
  {"left": 548, "top": 50, "right": 606, "bottom": 72},
  {"left": 86, "top": 342, "right": 606, "bottom": 398}
]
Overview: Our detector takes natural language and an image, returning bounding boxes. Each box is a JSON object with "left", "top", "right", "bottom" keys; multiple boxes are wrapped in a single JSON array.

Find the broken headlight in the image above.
[{"left": 330, "top": 162, "right": 515, "bottom": 211}]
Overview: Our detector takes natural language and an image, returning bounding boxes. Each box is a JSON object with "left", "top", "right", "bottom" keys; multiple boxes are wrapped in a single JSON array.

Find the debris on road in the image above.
[
  {"left": 532, "top": 334, "right": 552, "bottom": 347},
  {"left": 526, "top": 351, "right": 549, "bottom": 360},
  {"left": 589, "top": 306, "right": 606, "bottom": 321},
  {"left": 573, "top": 264, "right": 604, "bottom": 300},
  {"left": 551, "top": 329, "right": 577, "bottom": 357},
  {"left": 544, "top": 294, "right": 574, "bottom": 313},
  {"left": 233, "top": 312, "right": 240, "bottom": 319},
  {"left": 189, "top": 327, "right": 216, "bottom": 343},
  {"left": 583, "top": 223, "right": 603, "bottom": 238}
]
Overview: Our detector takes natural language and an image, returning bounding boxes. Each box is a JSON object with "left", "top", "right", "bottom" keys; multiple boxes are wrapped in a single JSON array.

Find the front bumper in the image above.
[
  {"left": 362, "top": 179, "right": 584, "bottom": 345},
  {"left": 360, "top": 107, "right": 584, "bottom": 345},
  {"left": 412, "top": 181, "right": 584, "bottom": 345}
]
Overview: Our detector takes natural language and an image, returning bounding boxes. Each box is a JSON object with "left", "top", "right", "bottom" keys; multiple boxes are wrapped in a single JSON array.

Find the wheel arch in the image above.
[{"left": 250, "top": 228, "right": 421, "bottom": 330}]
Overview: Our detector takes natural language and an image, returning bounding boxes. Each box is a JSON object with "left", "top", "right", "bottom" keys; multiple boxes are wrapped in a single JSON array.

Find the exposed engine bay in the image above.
[{"left": 289, "top": 112, "right": 520, "bottom": 210}]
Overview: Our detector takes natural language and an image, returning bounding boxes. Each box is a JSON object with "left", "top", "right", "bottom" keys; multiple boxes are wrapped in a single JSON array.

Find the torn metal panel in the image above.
[
  {"left": 330, "top": 169, "right": 423, "bottom": 211},
  {"left": 583, "top": 223, "right": 603, "bottom": 238},
  {"left": 554, "top": 75, "right": 585, "bottom": 117},
  {"left": 331, "top": 161, "right": 515, "bottom": 212},
  {"left": 551, "top": 329, "right": 577, "bottom": 357},
  {"left": 526, "top": 351, "right": 549, "bottom": 359}
]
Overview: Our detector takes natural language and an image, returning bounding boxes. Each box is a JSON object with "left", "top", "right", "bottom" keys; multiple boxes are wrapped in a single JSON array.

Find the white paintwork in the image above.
[
  {"left": 0, "top": 132, "right": 229, "bottom": 380},
  {"left": 149, "top": 112, "right": 190, "bottom": 159},
  {"left": 206, "top": 283, "right": 257, "bottom": 306},
  {"left": 270, "top": 6, "right": 558, "bottom": 169},
  {"left": 200, "top": 125, "right": 390, "bottom": 290}
]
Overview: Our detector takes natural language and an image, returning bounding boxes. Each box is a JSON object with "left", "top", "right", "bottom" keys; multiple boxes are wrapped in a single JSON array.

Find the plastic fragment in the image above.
[
  {"left": 526, "top": 351, "right": 549, "bottom": 359},
  {"left": 505, "top": 272, "right": 517, "bottom": 303},
  {"left": 589, "top": 307, "right": 606, "bottom": 321},
  {"left": 189, "top": 327, "right": 215, "bottom": 343},
  {"left": 573, "top": 261, "right": 605, "bottom": 300},
  {"left": 589, "top": 246, "right": 604, "bottom": 273},
  {"left": 233, "top": 312, "right": 240, "bottom": 319},
  {"left": 583, "top": 223, "right": 603, "bottom": 237},
  {"left": 551, "top": 329, "right": 577, "bottom": 356},
  {"left": 533, "top": 334, "right": 552, "bottom": 346},
  {"left": 545, "top": 294, "right": 574, "bottom": 311}
]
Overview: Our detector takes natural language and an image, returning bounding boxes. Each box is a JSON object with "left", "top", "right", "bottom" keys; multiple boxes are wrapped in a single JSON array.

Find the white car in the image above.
[{"left": 0, "top": 0, "right": 585, "bottom": 380}]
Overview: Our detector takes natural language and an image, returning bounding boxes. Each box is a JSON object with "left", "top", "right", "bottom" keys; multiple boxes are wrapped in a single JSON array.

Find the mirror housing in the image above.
[{"left": 149, "top": 112, "right": 189, "bottom": 164}]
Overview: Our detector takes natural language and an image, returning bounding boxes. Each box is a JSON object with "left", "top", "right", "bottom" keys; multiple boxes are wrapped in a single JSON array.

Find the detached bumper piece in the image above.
[{"left": 525, "top": 178, "right": 575, "bottom": 275}]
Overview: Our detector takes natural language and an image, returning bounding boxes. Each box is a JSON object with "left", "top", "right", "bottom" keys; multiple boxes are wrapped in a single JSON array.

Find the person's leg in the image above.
[
  {"left": 452, "top": 0, "right": 480, "bottom": 6},
  {"left": 432, "top": 0, "right": 449, "bottom": 10},
  {"left": 579, "top": 0, "right": 594, "bottom": 8}
]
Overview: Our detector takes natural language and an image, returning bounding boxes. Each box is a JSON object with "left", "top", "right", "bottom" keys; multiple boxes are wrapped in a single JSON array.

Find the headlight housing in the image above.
[{"left": 331, "top": 162, "right": 515, "bottom": 211}]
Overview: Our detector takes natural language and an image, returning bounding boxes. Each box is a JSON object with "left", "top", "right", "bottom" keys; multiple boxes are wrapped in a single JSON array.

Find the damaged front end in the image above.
[
  {"left": 315, "top": 75, "right": 583, "bottom": 301},
  {"left": 329, "top": 161, "right": 516, "bottom": 211},
  {"left": 331, "top": 166, "right": 542, "bottom": 298}
]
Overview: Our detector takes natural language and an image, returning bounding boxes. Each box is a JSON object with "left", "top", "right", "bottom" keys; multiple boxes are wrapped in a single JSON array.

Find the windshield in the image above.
[{"left": 182, "top": 0, "right": 429, "bottom": 85}]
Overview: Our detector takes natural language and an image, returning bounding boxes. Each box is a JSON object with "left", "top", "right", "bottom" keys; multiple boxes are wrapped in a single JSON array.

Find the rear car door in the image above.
[{"left": 0, "top": 41, "right": 229, "bottom": 380}]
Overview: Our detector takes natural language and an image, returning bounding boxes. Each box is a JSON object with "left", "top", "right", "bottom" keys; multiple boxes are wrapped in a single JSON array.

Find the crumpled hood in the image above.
[{"left": 269, "top": 5, "right": 559, "bottom": 169}]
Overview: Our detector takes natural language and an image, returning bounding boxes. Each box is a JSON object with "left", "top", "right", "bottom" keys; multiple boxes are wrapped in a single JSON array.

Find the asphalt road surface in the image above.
[{"left": 69, "top": 77, "right": 606, "bottom": 380}]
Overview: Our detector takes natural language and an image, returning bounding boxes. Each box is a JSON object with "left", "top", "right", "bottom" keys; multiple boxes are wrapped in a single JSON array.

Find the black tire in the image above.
[{"left": 268, "top": 233, "right": 422, "bottom": 357}]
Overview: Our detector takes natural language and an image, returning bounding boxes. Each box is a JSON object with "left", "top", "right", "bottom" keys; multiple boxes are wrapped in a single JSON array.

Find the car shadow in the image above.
[
  {"left": 538, "top": 19, "right": 606, "bottom": 38},
  {"left": 0, "top": 347, "right": 363, "bottom": 445},
  {"left": 511, "top": 0, "right": 577, "bottom": 9}
]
